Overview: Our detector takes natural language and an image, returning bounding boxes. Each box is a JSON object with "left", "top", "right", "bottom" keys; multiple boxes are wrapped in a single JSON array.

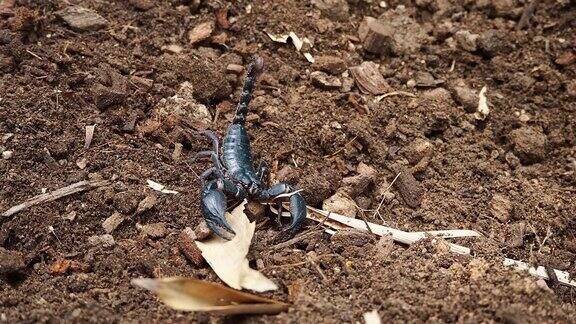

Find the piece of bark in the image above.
[
  {"left": 349, "top": 61, "right": 391, "bottom": 95},
  {"left": 390, "top": 165, "right": 423, "bottom": 208}
]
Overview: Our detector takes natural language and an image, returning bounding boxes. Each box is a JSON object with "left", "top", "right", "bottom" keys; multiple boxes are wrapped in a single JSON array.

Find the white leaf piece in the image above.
[
  {"left": 146, "top": 179, "right": 179, "bottom": 194},
  {"left": 474, "top": 86, "right": 489, "bottom": 120},
  {"left": 363, "top": 310, "right": 382, "bottom": 324},
  {"left": 195, "top": 200, "right": 277, "bottom": 292}
]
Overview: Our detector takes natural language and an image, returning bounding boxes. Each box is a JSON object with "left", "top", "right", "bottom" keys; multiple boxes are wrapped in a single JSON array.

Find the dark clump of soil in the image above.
[{"left": 1, "top": 0, "right": 575, "bottom": 322}]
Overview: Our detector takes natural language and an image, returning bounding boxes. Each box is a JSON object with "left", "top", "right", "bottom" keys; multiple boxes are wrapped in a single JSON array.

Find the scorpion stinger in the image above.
[{"left": 195, "top": 56, "right": 307, "bottom": 241}]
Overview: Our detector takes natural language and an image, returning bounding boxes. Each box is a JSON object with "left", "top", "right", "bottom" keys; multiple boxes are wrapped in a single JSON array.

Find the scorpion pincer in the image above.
[{"left": 194, "top": 56, "right": 306, "bottom": 241}]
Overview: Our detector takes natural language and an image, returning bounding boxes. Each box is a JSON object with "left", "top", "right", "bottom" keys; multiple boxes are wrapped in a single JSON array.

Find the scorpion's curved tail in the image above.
[{"left": 233, "top": 56, "right": 264, "bottom": 125}]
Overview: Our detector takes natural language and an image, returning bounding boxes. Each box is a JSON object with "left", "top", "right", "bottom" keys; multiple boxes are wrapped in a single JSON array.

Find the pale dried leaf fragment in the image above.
[
  {"left": 147, "top": 180, "right": 179, "bottom": 194},
  {"left": 364, "top": 310, "right": 382, "bottom": 324},
  {"left": 195, "top": 200, "right": 277, "bottom": 292},
  {"left": 266, "top": 32, "right": 314, "bottom": 63},
  {"left": 188, "top": 21, "right": 215, "bottom": 44},
  {"left": 84, "top": 124, "right": 96, "bottom": 149},
  {"left": 131, "top": 277, "right": 288, "bottom": 314},
  {"left": 474, "top": 86, "right": 489, "bottom": 120}
]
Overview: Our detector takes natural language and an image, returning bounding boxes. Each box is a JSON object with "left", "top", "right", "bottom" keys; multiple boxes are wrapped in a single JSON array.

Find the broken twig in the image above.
[{"left": 2, "top": 179, "right": 110, "bottom": 217}]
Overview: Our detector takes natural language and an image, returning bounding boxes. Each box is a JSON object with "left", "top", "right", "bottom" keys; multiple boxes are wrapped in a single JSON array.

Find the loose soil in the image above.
[{"left": 1, "top": 0, "right": 575, "bottom": 323}]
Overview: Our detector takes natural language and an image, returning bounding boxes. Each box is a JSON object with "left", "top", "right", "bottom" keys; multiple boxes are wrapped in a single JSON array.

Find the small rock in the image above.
[
  {"left": 226, "top": 64, "right": 244, "bottom": 75},
  {"left": 102, "top": 212, "right": 125, "bottom": 234},
  {"left": 48, "top": 259, "right": 88, "bottom": 275},
  {"left": 135, "top": 195, "right": 157, "bottom": 215},
  {"left": 349, "top": 61, "right": 391, "bottom": 95},
  {"left": 505, "top": 151, "right": 521, "bottom": 169},
  {"left": 490, "top": 194, "right": 512, "bottom": 222},
  {"left": 0, "top": 247, "right": 25, "bottom": 274},
  {"left": 404, "top": 138, "right": 433, "bottom": 165},
  {"left": 88, "top": 234, "right": 115, "bottom": 248},
  {"left": 139, "top": 222, "right": 167, "bottom": 239},
  {"left": 179, "top": 228, "right": 204, "bottom": 266},
  {"left": 414, "top": 71, "right": 443, "bottom": 88},
  {"left": 454, "top": 30, "right": 479, "bottom": 52},
  {"left": 323, "top": 191, "right": 357, "bottom": 217},
  {"left": 568, "top": 80, "right": 576, "bottom": 98},
  {"left": 358, "top": 11, "right": 428, "bottom": 56},
  {"left": 312, "top": 56, "right": 347, "bottom": 75},
  {"left": 510, "top": 126, "right": 548, "bottom": 164},
  {"left": 341, "top": 163, "right": 377, "bottom": 198},
  {"left": 92, "top": 83, "right": 126, "bottom": 110},
  {"left": 2, "top": 150, "right": 13, "bottom": 159},
  {"left": 477, "top": 30, "right": 513, "bottom": 58},
  {"left": 450, "top": 82, "right": 478, "bottom": 113},
  {"left": 330, "top": 228, "right": 374, "bottom": 247},
  {"left": 128, "top": 0, "right": 154, "bottom": 11},
  {"left": 56, "top": 6, "right": 108, "bottom": 31},
  {"left": 194, "top": 220, "right": 212, "bottom": 240},
  {"left": 310, "top": 71, "right": 342, "bottom": 90},
  {"left": 312, "top": 0, "right": 349, "bottom": 21},
  {"left": 555, "top": 51, "right": 575, "bottom": 66},
  {"left": 113, "top": 190, "right": 142, "bottom": 214},
  {"left": 188, "top": 21, "right": 214, "bottom": 44},
  {"left": 130, "top": 75, "right": 153, "bottom": 90}
]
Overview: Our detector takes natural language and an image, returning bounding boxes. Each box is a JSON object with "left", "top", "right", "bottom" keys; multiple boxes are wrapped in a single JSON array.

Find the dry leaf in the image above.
[
  {"left": 266, "top": 31, "right": 314, "bottom": 63},
  {"left": 349, "top": 62, "right": 391, "bottom": 95},
  {"left": 132, "top": 277, "right": 289, "bottom": 314},
  {"left": 146, "top": 179, "right": 179, "bottom": 194},
  {"left": 188, "top": 21, "right": 214, "bottom": 44},
  {"left": 363, "top": 310, "right": 382, "bottom": 324},
  {"left": 84, "top": 124, "right": 95, "bottom": 149},
  {"left": 195, "top": 200, "right": 278, "bottom": 292},
  {"left": 474, "top": 86, "right": 489, "bottom": 120}
]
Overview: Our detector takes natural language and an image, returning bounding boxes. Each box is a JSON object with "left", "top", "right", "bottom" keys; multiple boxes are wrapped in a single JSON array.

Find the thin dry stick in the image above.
[
  {"left": 307, "top": 255, "right": 328, "bottom": 282},
  {"left": 270, "top": 229, "right": 321, "bottom": 251},
  {"left": 372, "top": 172, "right": 401, "bottom": 221},
  {"left": 323, "top": 136, "right": 358, "bottom": 158},
  {"left": 374, "top": 91, "right": 416, "bottom": 102},
  {"left": 2, "top": 180, "right": 110, "bottom": 217}
]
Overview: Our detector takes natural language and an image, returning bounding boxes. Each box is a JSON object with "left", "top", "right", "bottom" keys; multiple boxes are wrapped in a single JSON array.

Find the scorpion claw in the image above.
[
  {"left": 275, "top": 191, "right": 307, "bottom": 242},
  {"left": 201, "top": 180, "right": 235, "bottom": 240}
]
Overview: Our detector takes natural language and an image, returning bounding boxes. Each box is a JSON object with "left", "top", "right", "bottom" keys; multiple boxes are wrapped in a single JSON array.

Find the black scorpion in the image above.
[{"left": 195, "top": 57, "right": 306, "bottom": 241}]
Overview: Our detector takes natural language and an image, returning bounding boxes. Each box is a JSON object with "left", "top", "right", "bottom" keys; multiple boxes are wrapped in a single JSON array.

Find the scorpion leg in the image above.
[
  {"left": 199, "top": 130, "right": 220, "bottom": 154},
  {"left": 255, "top": 161, "right": 269, "bottom": 183},
  {"left": 255, "top": 183, "right": 306, "bottom": 241},
  {"left": 193, "top": 151, "right": 225, "bottom": 177},
  {"left": 199, "top": 167, "right": 217, "bottom": 184}
]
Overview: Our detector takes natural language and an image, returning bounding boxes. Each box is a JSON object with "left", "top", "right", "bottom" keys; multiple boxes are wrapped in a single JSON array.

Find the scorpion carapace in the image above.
[{"left": 195, "top": 56, "right": 306, "bottom": 242}]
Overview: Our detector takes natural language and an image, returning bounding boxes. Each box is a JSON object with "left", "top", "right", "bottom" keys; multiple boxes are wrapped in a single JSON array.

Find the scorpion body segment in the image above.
[{"left": 196, "top": 57, "right": 306, "bottom": 241}]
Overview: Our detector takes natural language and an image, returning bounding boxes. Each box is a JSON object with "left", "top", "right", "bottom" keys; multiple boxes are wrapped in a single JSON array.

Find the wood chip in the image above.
[
  {"left": 102, "top": 212, "right": 125, "bottom": 234},
  {"left": 188, "top": 21, "right": 214, "bottom": 44},
  {"left": 349, "top": 61, "right": 391, "bottom": 95},
  {"left": 56, "top": 6, "right": 108, "bottom": 31}
]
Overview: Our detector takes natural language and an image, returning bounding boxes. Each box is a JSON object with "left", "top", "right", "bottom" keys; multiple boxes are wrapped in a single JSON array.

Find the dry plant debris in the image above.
[
  {"left": 2, "top": 179, "right": 110, "bottom": 217},
  {"left": 146, "top": 179, "right": 179, "bottom": 194},
  {"left": 273, "top": 203, "right": 576, "bottom": 289},
  {"left": 195, "top": 200, "right": 278, "bottom": 292},
  {"left": 131, "top": 277, "right": 288, "bottom": 315},
  {"left": 266, "top": 31, "right": 314, "bottom": 63}
]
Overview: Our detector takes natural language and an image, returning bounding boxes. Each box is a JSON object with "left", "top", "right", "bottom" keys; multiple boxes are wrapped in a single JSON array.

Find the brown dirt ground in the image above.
[{"left": 1, "top": 0, "right": 575, "bottom": 322}]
